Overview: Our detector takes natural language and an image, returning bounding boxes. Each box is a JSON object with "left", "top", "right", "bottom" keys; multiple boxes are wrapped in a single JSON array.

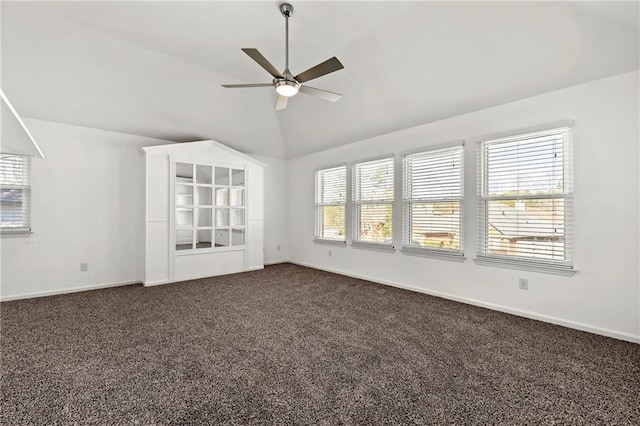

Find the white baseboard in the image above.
[
  {"left": 289, "top": 260, "right": 640, "bottom": 344},
  {"left": 143, "top": 279, "right": 172, "bottom": 287},
  {"left": 247, "top": 265, "right": 265, "bottom": 271},
  {"left": 263, "top": 260, "right": 288, "bottom": 266},
  {"left": 1, "top": 280, "right": 139, "bottom": 302}
]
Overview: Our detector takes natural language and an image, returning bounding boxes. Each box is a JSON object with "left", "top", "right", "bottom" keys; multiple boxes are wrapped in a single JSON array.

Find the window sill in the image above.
[
  {"left": 1, "top": 230, "right": 33, "bottom": 238},
  {"left": 351, "top": 241, "right": 395, "bottom": 253},
  {"left": 176, "top": 245, "right": 245, "bottom": 256},
  {"left": 401, "top": 246, "right": 465, "bottom": 262},
  {"left": 474, "top": 255, "right": 576, "bottom": 276},
  {"left": 314, "top": 238, "right": 347, "bottom": 246}
]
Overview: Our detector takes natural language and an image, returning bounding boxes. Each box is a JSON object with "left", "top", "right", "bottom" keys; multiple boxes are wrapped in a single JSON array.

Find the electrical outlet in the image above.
[
  {"left": 328, "top": 250, "right": 332, "bottom": 257},
  {"left": 519, "top": 278, "right": 528, "bottom": 290},
  {"left": 80, "top": 263, "right": 89, "bottom": 272},
  {"left": 277, "top": 245, "right": 281, "bottom": 251}
]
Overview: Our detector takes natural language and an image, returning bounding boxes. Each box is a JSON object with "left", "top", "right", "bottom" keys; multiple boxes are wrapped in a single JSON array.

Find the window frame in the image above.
[
  {"left": 314, "top": 164, "right": 347, "bottom": 245},
  {"left": 351, "top": 155, "right": 395, "bottom": 251},
  {"left": 401, "top": 143, "right": 465, "bottom": 261},
  {"left": 475, "top": 125, "right": 575, "bottom": 275},
  {"left": 0, "top": 154, "right": 32, "bottom": 236}
]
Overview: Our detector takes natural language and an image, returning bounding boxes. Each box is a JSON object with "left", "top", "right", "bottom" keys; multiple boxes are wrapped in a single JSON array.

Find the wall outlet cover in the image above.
[{"left": 519, "top": 278, "right": 528, "bottom": 290}]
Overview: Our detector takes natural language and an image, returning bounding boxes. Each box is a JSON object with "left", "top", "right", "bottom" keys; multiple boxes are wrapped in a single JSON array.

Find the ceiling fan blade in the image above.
[
  {"left": 275, "top": 95, "right": 288, "bottom": 111},
  {"left": 294, "top": 57, "right": 344, "bottom": 84},
  {"left": 221, "top": 83, "right": 273, "bottom": 88},
  {"left": 241, "top": 48, "right": 283, "bottom": 78},
  {"left": 298, "top": 85, "right": 342, "bottom": 102}
]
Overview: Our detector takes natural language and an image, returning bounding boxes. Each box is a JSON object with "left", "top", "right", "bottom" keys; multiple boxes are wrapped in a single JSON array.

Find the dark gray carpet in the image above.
[{"left": 1, "top": 263, "right": 638, "bottom": 424}]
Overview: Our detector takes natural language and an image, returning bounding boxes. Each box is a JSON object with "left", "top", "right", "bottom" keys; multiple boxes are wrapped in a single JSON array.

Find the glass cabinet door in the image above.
[
  {"left": 175, "top": 162, "right": 194, "bottom": 250},
  {"left": 214, "top": 167, "right": 245, "bottom": 247},
  {"left": 177, "top": 162, "right": 245, "bottom": 251},
  {"left": 194, "top": 165, "right": 213, "bottom": 249},
  {"left": 230, "top": 169, "right": 245, "bottom": 246}
]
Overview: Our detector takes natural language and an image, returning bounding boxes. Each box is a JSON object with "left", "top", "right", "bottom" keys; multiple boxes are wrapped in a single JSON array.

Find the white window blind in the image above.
[
  {"left": 315, "top": 166, "right": 346, "bottom": 241},
  {"left": 477, "top": 127, "right": 573, "bottom": 274},
  {"left": 0, "top": 155, "right": 32, "bottom": 234},
  {"left": 403, "top": 146, "right": 464, "bottom": 256},
  {"left": 353, "top": 157, "right": 394, "bottom": 245}
]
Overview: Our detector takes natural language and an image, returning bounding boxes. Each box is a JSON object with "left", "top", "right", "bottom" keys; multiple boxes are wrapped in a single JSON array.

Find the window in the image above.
[
  {"left": 353, "top": 157, "right": 394, "bottom": 246},
  {"left": 315, "top": 166, "right": 346, "bottom": 242},
  {"left": 0, "top": 155, "right": 31, "bottom": 234},
  {"left": 403, "top": 146, "right": 464, "bottom": 257},
  {"left": 477, "top": 127, "right": 573, "bottom": 274}
]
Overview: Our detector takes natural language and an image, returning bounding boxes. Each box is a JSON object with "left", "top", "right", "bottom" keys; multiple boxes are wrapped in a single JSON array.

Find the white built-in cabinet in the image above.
[{"left": 142, "top": 141, "right": 265, "bottom": 286}]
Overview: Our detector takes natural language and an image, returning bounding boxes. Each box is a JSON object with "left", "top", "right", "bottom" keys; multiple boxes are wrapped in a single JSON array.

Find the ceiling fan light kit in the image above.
[
  {"left": 275, "top": 80, "right": 300, "bottom": 97},
  {"left": 221, "top": 3, "right": 344, "bottom": 110}
]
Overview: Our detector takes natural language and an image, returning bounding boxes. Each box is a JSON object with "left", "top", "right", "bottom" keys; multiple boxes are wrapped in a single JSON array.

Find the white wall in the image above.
[
  {"left": 0, "top": 119, "right": 172, "bottom": 299},
  {"left": 287, "top": 71, "right": 640, "bottom": 342},
  {"left": 255, "top": 155, "right": 290, "bottom": 264},
  {"left": 0, "top": 119, "right": 291, "bottom": 300},
  {"left": 1, "top": 92, "right": 43, "bottom": 157}
]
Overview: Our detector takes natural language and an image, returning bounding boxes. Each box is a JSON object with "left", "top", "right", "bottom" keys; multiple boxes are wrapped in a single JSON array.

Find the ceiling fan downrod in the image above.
[{"left": 280, "top": 3, "right": 294, "bottom": 75}]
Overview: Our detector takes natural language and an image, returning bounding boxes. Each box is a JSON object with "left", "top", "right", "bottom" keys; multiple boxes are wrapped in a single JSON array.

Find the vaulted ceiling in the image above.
[{"left": 2, "top": 1, "right": 638, "bottom": 159}]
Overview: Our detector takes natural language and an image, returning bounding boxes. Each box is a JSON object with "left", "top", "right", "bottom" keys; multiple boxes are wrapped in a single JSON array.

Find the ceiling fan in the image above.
[{"left": 221, "top": 3, "right": 344, "bottom": 111}]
